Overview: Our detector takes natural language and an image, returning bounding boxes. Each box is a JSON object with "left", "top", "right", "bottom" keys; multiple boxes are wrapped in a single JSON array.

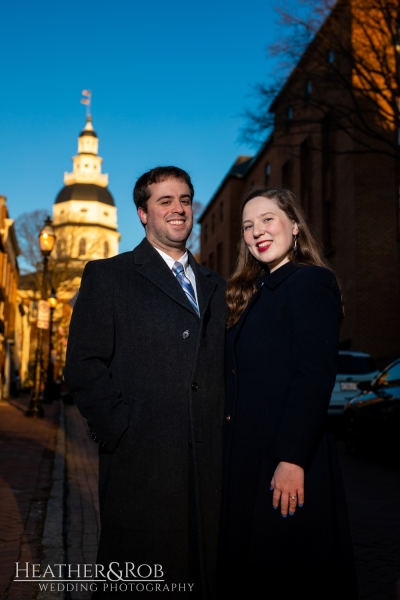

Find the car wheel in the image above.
[{"left": 343, "top": 411, "right": 362, "bottom": 455}]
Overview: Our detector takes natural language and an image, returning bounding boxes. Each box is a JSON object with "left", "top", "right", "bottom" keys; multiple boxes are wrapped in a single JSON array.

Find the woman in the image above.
[{"left": 219, "top": 187, "right": 358, "bottom": 598}]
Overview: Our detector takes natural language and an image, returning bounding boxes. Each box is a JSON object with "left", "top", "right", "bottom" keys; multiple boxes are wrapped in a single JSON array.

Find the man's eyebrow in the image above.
[{"left": 156, "top": 194, "right": 191, "bottom": 201}]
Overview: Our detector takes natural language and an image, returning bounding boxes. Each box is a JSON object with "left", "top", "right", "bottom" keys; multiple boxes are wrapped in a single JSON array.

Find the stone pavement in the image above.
[
  {"left": 0, "top": 394, "right": 60, "bottom": 599},
  {"left": 0, "top": 394, "right": 399, "bottom": 599}
]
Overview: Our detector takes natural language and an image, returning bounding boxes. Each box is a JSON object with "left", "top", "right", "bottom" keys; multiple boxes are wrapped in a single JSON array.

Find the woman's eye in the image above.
[
  {"left": 264, "top": 218, "right": 273, "bottom": 222},
  {"left": 243, "top": 225, "right": 252, "bottom": 231}
]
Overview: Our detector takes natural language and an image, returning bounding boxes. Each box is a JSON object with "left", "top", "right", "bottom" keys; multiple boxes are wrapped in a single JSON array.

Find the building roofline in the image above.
[
  {"left": 269, "top": 0, "right": 345, "bottom": 112},
  {"left": 198, "top": 135, "right": 274, "bottom": 223},
  {"left": 198, "top": 156, "right": 254, "bottom": 223}
]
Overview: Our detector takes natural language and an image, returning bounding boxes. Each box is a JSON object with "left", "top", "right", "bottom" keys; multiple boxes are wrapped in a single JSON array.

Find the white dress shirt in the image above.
[{"left": 154, "top": 247, "right": 199, "bottom": 305}]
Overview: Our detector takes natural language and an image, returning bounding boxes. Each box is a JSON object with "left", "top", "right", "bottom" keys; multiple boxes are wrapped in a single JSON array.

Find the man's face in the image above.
[{"left": 138, "top": 178, "right": 193, "bottom": 255}]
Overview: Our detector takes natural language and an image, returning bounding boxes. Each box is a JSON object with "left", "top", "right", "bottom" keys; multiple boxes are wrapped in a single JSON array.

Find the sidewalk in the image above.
[{"left": 0, "top": 394, "right": 60, "bottom": 599}]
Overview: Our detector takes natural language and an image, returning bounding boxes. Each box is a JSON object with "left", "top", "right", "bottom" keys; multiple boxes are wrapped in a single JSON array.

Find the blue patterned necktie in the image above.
[{"left": 172, "top": 261, "right": 200, "bottom": 316}]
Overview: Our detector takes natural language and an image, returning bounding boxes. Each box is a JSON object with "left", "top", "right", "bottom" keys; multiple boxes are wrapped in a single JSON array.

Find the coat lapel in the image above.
[
  {"left": 133, "top": 238, "right": 202, "bottom": 317},
  {"left": 188, "top": 253, "right": 216, "bottom": 318}
]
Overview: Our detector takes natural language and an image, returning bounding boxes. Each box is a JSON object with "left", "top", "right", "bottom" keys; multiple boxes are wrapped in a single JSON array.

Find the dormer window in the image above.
[{"left": 328, "top": 50, "right": 335, "bottom": 64}]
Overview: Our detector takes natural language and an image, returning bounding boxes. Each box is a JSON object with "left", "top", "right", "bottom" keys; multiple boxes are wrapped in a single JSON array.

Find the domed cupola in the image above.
[{"left": 52, "top": 111, "right": 120, "bottom": 263}]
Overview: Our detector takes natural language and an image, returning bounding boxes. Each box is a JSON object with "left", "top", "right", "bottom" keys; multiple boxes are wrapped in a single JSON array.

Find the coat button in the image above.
[
  {"left": 188, "top": 439, "right": 193, "bottom": 448},
  {"left": 225, "top": 415, "right": 231, "bottom": 422},
  {"left": 182, "top": 330, "right": 190, "bottom": 339},
  {"left": 231, "top": 369, "right": 235, "bottom": 375},
  {"left": 191, "top": 382, "right": 199, "bottom": 391}
]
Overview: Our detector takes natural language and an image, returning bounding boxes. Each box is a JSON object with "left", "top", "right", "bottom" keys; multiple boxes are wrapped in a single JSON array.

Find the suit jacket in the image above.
[{"left": 65, "top": 238, "right": 227, "bottom": 599}]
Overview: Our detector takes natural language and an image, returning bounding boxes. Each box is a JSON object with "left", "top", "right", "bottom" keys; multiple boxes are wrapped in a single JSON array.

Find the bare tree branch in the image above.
[{"left": 241, "top": 0, "right": 400, "bottom": 160}]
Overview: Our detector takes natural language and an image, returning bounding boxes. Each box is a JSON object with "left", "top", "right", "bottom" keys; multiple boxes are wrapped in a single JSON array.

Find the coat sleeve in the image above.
[
  {"left": 272, "top": 267, "right": 341, "bottom": 468},
  {"left": 64, "top": 260, "right": 130, "bottom": 452}
]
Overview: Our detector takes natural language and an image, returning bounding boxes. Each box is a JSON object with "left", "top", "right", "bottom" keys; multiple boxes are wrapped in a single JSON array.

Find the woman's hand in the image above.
[{"left": 270, "top": 461, "right": 305, "bottom": 517}]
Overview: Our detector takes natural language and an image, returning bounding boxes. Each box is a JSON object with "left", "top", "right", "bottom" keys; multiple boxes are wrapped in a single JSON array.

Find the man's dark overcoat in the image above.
[
  {"left": 220, "top": 262, "right": 358, "bottom": 599},
  {"left": 65, "top": 239, "right": 226, "bottom": 599}
]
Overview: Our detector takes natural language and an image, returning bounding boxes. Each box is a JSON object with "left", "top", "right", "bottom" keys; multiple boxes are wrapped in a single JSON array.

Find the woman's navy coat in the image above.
[{"left": 220, "top": 262, "right": 358, "bottom": 598}]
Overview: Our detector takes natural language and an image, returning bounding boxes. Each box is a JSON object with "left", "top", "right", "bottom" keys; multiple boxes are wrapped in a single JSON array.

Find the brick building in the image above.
[
  {"left": 0, "top": 195, "right": 20, "bottom": 397},
  {"left": 199, "top": 0, "right": 400, "bottom": 364}
]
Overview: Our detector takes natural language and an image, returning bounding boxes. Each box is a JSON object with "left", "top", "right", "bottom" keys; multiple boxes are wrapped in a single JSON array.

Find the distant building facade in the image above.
[
  {"left": 0, "top": 195, "right": 20, "bottom": 398},
  {"left": 199, "top": 0, "right": 400, "bottom": 365}
]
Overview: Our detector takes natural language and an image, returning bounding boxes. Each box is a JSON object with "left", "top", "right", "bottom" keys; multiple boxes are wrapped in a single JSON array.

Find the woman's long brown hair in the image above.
[{"left": 226, "top": 187, "right": 334, "bottom": 328}]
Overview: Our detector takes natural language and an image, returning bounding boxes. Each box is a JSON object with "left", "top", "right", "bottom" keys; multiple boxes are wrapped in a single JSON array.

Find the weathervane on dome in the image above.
[{"left": 80, "top": 89, "right": 92, "bottom": 119}]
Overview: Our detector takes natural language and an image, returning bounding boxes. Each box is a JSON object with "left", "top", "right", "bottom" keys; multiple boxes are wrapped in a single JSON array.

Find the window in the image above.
[
  {"left": 209, "top": 252, "right": 215, "bottom": 270},
  {"left": 57, "top": 239, "right": 66, "bottom": 259},
  {"left": 281, "top": 161, "right": 292, "bottom": 189},
  {"left": 104, "top": 241, "right": 109, "bottom": 258},
  {"left": 80, "top": 208, "right": 88, "bottom": 212},
  {"left": 264, "top": 163, "right": 271, "bottom": 186},
  {"left": 204, "top": 224, "right": 208, "bottom": 243},
  {"left": 328, "top": 50, "right": 335, "bottom": 64},
  {"left": 285, "top": 107, "right": 293, "bottom": 133},
  {"left": 211, "top": 214, "right": 216, "bottom": 234},
  {"left": 103, "top": 211, "right": 109, "bottom": 217},
  {"left": 375, "top": 362, "right": 400, "bottom": 389},
  {"left": 219, "top": 201, "right": 224, "bottom": 223},
  {"left": 305, "top": 80, "right": 312, "bottom": 103},
  {"left": 322, "top": 115, "right": 335, "bottom": 255},
  {"left": 216, "top": 243, "right": 223, "bottom": 275},
  {"left": 300, "top": 139, "right": 312, "bottom": 218},
  {"left": 78, "top": 238, "right": 86, "bottom": 256}
]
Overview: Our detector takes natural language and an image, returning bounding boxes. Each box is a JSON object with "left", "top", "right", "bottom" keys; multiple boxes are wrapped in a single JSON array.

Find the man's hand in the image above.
[{"left": 270, "top": 461, "right": 304, "bottom": 517}]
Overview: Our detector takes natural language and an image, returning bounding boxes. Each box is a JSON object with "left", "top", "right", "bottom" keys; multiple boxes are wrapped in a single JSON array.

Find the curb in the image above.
[{"left": 37, "top": 402, "right": 66, "bottom": 600}]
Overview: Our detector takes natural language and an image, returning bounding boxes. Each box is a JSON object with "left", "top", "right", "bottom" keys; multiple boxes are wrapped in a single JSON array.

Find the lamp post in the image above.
[
  {"left": 26, "top": 217, "right": 56, "bottom": 417},
  {"left": 44, "top": 289, "right": 57, "bottom": 403}
]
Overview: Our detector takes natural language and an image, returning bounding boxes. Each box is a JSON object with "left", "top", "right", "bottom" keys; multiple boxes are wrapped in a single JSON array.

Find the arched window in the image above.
[
  {"left": 78, "top": 238, "right": 86, "bottom": 256},
  {"left": 104, "top": 241, "right": 109, "bottom": 258},
  {"left": 57, "top": 239, "right": 65, "bottom": 259}
]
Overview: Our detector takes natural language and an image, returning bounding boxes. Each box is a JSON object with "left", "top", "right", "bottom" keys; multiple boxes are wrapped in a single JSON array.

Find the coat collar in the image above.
[
  {"left": 133, "top": 238, "right": 216, "bottom": 318},
  {"left": 261, "top": 260, "right": 301, "bottom": 290},
  {"left": 230, "top": 261, "right": 301, "bottom": 344}
]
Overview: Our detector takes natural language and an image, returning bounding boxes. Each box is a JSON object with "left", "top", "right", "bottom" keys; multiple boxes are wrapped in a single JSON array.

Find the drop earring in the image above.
[{"left": 293, "top": 234, "right": 298, "bottom": 251}]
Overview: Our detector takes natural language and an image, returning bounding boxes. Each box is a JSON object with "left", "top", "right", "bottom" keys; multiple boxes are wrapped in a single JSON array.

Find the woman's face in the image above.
[{"left": 242, "top": 196, "right": 299, "bottom": 272}]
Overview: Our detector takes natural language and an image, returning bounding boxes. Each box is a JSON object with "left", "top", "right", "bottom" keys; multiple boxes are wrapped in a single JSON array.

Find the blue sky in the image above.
[{"left": 0, "top": 0, "right": 284, "bottom": 253}]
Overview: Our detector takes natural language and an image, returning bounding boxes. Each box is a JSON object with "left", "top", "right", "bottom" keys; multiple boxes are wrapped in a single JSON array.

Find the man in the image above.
[{"left": 65, "top": 166, "right": 226, "bottom": 598}]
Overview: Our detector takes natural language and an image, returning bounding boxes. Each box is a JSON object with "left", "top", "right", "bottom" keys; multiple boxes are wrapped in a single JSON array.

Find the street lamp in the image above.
[
  {"left": 26, "top": 217, "right": 56, "bottom": 417},
  {"left": 44, "top": 289, "right": 57, "bottom": 403}
]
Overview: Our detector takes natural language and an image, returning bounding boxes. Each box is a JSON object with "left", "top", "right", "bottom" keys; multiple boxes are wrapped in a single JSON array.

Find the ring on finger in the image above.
[{"left": 289, "top": 495, "right": 297, "bottom": 500}]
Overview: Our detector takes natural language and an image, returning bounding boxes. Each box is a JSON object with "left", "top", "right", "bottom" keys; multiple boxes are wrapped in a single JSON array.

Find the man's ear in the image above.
[{"left": 138, "top": 207, "right": 147, "bottom": 226}]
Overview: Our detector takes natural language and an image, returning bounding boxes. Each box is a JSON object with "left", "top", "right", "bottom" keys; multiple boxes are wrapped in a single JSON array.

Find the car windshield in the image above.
[
  {"left": 337, "top": 354, "right": 377, "bottom": 375},
  {"left": 375, "top": 362, "right": 400, "bottom": 388}
]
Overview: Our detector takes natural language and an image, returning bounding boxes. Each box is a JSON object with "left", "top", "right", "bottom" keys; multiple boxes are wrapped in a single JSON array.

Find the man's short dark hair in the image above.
[{"left": 133, "top": 166, "right": 195, "bottom": 212}]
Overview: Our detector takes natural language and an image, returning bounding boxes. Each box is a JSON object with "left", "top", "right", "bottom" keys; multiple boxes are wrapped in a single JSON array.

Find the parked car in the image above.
[
  {"left": 328, "top": 351, "right": 379, "bottom": 415},
  {"left": 343, "top": 358, "right": 400, "bottom": 455}
]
